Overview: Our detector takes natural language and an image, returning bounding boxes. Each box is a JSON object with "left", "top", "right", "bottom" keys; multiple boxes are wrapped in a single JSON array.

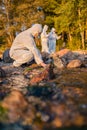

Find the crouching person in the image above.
[{"left": 9, "top": 24, "right": 47, "bottom": 68}]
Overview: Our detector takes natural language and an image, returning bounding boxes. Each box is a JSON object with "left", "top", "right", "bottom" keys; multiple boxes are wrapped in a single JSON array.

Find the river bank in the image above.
[{"left": 0, "top": 49, "right": 87, "bottom": 130}]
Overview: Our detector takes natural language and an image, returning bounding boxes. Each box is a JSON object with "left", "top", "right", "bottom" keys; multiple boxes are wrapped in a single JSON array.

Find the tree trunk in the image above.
[
  {"left": 4, "top": 0, "right": 14, "bottom": 45},
  {"left": 85, "top": 19, "right": 87, "bottom": 41},
  {"left": 81, "top": 31, "right": 85, "bottom": 49},
  {"left": 78, "top": 8, "right": 85, "bottom": 49},
  {"left": 68, "top": 32, "right": 72, "bottom": 42},
  {"left": 84, "top": 18, "right": 87, "bottom": 49}
]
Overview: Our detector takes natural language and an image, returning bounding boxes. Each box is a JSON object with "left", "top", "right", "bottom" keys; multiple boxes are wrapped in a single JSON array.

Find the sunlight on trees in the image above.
[{"left": 0, "top": 0, "right": 87, "bottom": 51}]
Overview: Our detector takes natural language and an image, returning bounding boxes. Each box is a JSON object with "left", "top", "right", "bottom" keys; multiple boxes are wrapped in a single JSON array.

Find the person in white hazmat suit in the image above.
[
  {"left": 48, "top": 28, "right": 61, "bottom": 54},
  {"left": 41, "top": 25, "right": 50, "bottom": 53},
  {"left": 9, "top": 24, "right": 47, "bottom": 68}
]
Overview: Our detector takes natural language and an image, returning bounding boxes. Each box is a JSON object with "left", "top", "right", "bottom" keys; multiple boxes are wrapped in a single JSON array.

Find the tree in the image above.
[
  {"left": 53, "top": 0, "right": 87, "bottom": 49},
  {"left": 0, "top": 0, "right": 87, "bottom": 50},
  {"left": 41, "top": 0, "right": 58, "bottom": 28},
  {"left": 0, "top": 0, "right": 45, "bottom": 46}
]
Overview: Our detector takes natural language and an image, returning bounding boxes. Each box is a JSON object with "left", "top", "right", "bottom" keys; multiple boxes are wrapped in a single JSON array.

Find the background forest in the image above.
[{"left": 0, "top": 0, "right": 87, "bottom": 53}]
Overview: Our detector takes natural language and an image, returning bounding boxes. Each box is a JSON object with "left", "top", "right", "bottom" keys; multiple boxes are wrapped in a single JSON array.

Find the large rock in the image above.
[
  {"left": 2, "top": 49, "right": 13, "bottom": 63},
  {"left": 57, "top": 49, "right": 72, "bottom": 57},
  {"left": 55, "top": 49, "right": 77, "bottom": 64},
  {"left": 67, "top": 59, "right": 82, "bottom": 68},
  {"left": 55, "top": 49, "right": 85, "bottom": 66},
  {"left": 29, "top": 64, "right": 55, "bottom": 85}
]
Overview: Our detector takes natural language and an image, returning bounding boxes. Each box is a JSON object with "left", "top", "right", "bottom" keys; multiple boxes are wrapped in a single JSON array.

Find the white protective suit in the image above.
[
  {"left": 10, "top": 24, "right": 44, "bottom": 67},
  {"left": 41, "top": 25, "right": 50, "bottom": 53},
  {"left": 48, "top": 28, "right": 61, "bottom": 53}
]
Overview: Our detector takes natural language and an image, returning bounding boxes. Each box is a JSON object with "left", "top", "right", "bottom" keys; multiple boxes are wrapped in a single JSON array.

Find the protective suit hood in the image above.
[
  {"left": 29, "top": 24, "right": 42, "bottom": 36},
  {"left": 51, "top": 28, "right": 56, "bottom": 32},
  {"left": 43, "top": 25, "right": 48, "bottom": 32}
]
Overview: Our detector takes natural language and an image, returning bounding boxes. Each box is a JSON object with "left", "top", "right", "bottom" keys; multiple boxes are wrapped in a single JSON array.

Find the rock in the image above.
[
  {"left": 41, "top": 52, "right": 52, "bottom": 63},
  {"left": 77, "top": 54, "right": 85, "bottom": 61},
  {"left": 56, "top": 49, "right": 81, "bottom": 64},
  {"left": 53, "top": 56, "right": 64, "bottom": 69},
  {"left": 1, "top": 90, "right": 28, "bottom": 122},
  {"left": 73, "top": 50, "right": 87, "bottom": 55},
  {"left": 72, "top": 114, "right": 84, "bottom": 126},
  {"left": 67, "top": 59, "right": 82, "bottom": 68},
  {"left": 0, "top": 49, "right": 87, "bottom": 128},
  {"left": 52, "top": 117, "right": 62, "bottom": 127},
  {"left": 0, "top": 58, "right": 2, "bottom": 61},
  {"left": 57, "top": 49, "right": 72, "bottom": 57},
  {"left": 41, "top": 113, "right": 50, "bottom": 122},
  {"left": 0, "top": 67, "right": 6, "bottom": 78},
  {"left": 4, "top": 66, "right": 29, "bottom": 89},
  {"left": 2, "top": 49, "right": 13, "bottom": 63},
  {"left": 8, "top": 74, "right": 29, "bottom": 88},
  {"left": 29, "top": 64, "right": 55, "bottom": 85},
  {"left": 51, "top": 50, "right": 86, "bottom": 68},
  {"left": 41, "top": 52, "right": 50, "bottom": 60}
]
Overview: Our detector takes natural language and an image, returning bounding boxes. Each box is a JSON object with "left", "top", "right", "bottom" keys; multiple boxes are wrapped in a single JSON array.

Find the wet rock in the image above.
[
  {"left": 21, "top": 104, "right": 36, "bottom": 125},
  {"left": 2, "top": 49, "right": 13, "bottom": 63},
  {"left": 0, "top": 49, "right": 87, "bottom": 129},
  {"left": 61, "top": 57, "right": 67, "bottom": 66},
  {"left": 72, "top": 114, "right": 84, "bottom": 126},
  {"left": 51, "top": 103, "right": 85, "bottom": 127},
  {"left": 52, "top": 117, "right": 62, "bottom": 127},
  {"left": 53, "top": 56, "right": 65, "bottom": 69},
  {"left": 0, "top": 67, "right": 6, "bottom": 78},
  {"left": 41, "top": 52, "right": 50, "bottom": 62},
  {"left": 40, "top": 113, "right": 50, "bottom": 122},
  {"left": 8, "top": 72, "right": 29, "bottom": 89},
  {"left": 67, "top": 59, "right": 82, "bottom": 68},
  {"left": 29, "top": 64, "right": 55, "bottom": 85},
  {"left": 0, "top": 87, "right": 10, "bottom": 100},
  {"left": 1, "top": 90, "right": 28, "bottom": 123}
]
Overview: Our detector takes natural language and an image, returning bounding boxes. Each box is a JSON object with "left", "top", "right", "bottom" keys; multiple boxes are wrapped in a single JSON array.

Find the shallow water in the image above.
[{"left": 0, "top": 67, "right": 87, "bottom": 130}]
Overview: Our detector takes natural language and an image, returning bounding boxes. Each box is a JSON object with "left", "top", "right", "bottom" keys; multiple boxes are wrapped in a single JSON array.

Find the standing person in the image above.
[
  {"left": 41, "top": 25, "right": 50, "bottom": 53},
  {"left": 48, "top": 28, "right": 61, "bottom": 54},
  {"left": 9, "top": 24, "right": 47, "bottom": 68}
]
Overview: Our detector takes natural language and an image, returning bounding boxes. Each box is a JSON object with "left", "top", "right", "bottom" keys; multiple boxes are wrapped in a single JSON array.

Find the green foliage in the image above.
[
  {"left": 56, "top": 39, "right": 63, "bottom": 51},
  {"left": 45, "top": 16, "right": 54, "bottom": 28},
  {"left": 0, "top": 0, "right": 87, "bottom": 50},
  {"left": 0, "top": 0, "right": 45, "bottom": 46},
  {"left": 67, "top": 38, "right": 82, "bottom": 50}
]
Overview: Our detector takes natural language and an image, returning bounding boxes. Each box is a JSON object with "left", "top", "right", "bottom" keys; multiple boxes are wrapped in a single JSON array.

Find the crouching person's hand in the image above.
[{"left": 40, "top": 62, "right": 48, "bottom": 68}]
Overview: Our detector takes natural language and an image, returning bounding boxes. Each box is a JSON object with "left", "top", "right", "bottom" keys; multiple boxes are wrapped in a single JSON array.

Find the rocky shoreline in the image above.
[{"left": 0, "top": 49, "right": 87, "bottom": 130}]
